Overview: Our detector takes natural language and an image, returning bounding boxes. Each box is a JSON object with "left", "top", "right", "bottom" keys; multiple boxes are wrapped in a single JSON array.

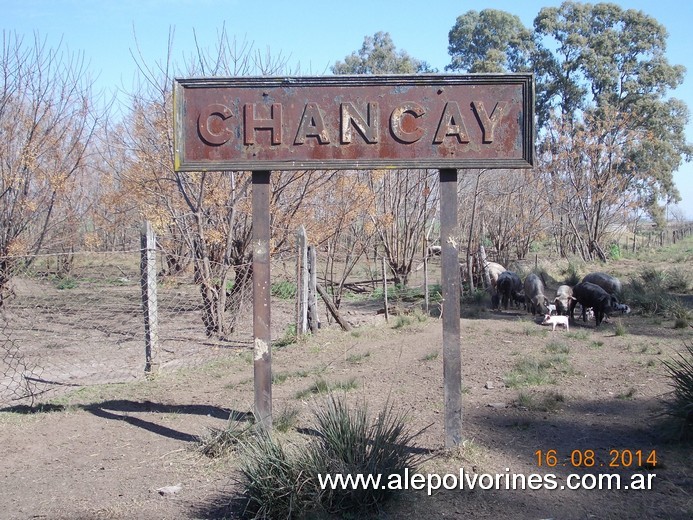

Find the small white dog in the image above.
[{"left": 542, "top": 313, "right": 569, "bottom": 331}]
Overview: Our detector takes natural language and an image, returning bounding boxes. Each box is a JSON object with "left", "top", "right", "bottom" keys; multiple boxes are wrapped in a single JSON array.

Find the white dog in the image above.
[{"left": 542, "top": 313, "right": 569, "bottom": 331}]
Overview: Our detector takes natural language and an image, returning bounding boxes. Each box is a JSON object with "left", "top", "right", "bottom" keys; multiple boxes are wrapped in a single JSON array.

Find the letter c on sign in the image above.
[
  {"left": 198, "top": 104, "right": 233, "bottom": 145},
  {"left": 390, "top": 102, "right": 425, "bottom": 143}
]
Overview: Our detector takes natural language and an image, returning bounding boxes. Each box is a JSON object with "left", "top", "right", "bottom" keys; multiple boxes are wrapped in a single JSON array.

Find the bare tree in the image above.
[
  {"left": 0, "top": 32, "right": 99, "bottom": 305},
  {"left": 480, "top": 170, "right": 548, "bottom": 264},
  {"left": 369, "top": 169, "right": 439, "bottom": 287},
  {"left": 538, "top": 108, "right": 638, "bottom": 261},
  {"left": 312, "top": 170, "right": 377, "bottom": 308}
]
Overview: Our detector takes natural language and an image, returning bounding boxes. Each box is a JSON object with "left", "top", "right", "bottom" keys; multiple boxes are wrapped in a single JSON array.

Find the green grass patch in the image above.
[
  {"left": 273, "top": 324, "right": 297, "bottom": 348},
  {"left": 53, "top": 276, "right": 77, "bottom": 290},
  {"left": 566, "top": 330, "right": 589, "bottom": 341},
  {"left": 295, "top": 377, "right": 359, "bottom": 399},
  {"left": 392, "top": 315, "right": 412, "bottom": 329},
  {"left": 421, "top": 351, "right": 439, "bottom": 361},
  {"left": 670, "top": 301, "right": 692, "bottom": 329},
  {"left": 272, "top": 372, "right": 290, "bottom": 384},
  {"left": 346, "top": 351, "right": 371, "bottom": 364},
  {"left": 614, "top": 320, "right": 627, "bottom": 336},
  {"left": 271, "top": 280, "right": 297, "bottom": 299},
  {"left": 504, "top": 358, "right": 556, "bottom": 388},
  {"left": 504, "top": 354, "right": 574, "bottom": 388},
  {"left": 522, "top": 324, "right": 548, "bottom": 337},
  {"left": 545, "top": 340, "right": 570, "bottom": 354},
  {"left": 274, "top": 405, "right": 300, "bottom": 433}
]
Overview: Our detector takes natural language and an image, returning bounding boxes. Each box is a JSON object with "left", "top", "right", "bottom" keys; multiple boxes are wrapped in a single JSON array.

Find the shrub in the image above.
[
  {"left": 466, "top": 288, "right": 487, "bottom": 305},
  {"left": 662, "top": 342, "right": 693, "bottom": 440},
  {"left": 239, "top": 394, "right": 423, "bottom": 519},
  {"left": 670, "top": 301, "right": 691, "bottom": 329},
  {"left": 626, "top": 268, "right": 672, "bottom": 316},
  {"left": 665, "top": 267, "right": 691, "bottom": 293},
  {"left": 627, "top": 268, "right": 692, "bottom": 324},
  {"left": 428, "top": 283, "right": 444, "bottom": 303},
  {"left": 313, "top": 395, "right": 422, "bottom": 514}
]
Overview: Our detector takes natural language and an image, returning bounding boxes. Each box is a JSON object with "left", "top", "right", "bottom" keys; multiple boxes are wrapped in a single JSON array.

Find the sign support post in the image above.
[
  {"left": 252, "top": 170, "right": 272, "bottom": 429},
  {"left": 440, "top": 168, "right": 462, "bottom": 447}
]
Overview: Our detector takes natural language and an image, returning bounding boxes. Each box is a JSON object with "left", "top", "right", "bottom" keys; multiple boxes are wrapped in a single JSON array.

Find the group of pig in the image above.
[{"left": 487, "top": 262, "right": 631, "bottom": 328}]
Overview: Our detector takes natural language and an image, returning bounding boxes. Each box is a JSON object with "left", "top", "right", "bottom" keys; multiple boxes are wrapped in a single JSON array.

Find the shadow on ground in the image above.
[{"left": 2, "top": 399, "right": 252, "bottom": 443}]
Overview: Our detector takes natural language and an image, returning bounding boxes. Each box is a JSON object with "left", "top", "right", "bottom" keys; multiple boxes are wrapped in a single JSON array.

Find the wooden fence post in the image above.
[
  {"left": 382, "top": 256, "right": 389, "bottom": 323},
  {"left": 307, "top": 245, "right": 319, "bottom": 333},
  {"left": 140, "top": 221, "right": 159, "bottom": 377},
  {"left": 296, "top": 226, "right": 309, "bottom": 335},
  {"left": 479, "top": 243, "right": 492, "bottom": 292},
  {"left": 423, "top": 238, "right": 429, "bottom": 315}
]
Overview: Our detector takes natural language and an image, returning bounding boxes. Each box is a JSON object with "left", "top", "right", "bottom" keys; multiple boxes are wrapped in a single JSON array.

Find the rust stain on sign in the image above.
[{"left": 174, "top": 75, "right": 534, "bottom": 171}]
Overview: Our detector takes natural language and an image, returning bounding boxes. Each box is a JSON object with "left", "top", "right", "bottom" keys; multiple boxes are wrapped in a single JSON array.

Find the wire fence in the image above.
[{"left": 0, "top": 246, "right": 307, "bottom": 408}]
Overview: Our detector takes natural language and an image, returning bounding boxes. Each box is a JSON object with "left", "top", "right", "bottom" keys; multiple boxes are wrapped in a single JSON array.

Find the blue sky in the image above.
[{"left": 4, "top": 0, "right": 693, "bottom": 218}]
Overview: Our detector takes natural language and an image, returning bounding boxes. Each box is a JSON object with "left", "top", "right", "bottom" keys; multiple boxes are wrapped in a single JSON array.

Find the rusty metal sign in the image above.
[{"left": 173, "top": 74, "right": 534, "bottom": 171}]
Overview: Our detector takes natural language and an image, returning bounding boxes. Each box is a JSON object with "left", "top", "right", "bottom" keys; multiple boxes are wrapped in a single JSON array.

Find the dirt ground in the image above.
[{"left": 1, "top": 286, "right": 691, "bottom": 519}]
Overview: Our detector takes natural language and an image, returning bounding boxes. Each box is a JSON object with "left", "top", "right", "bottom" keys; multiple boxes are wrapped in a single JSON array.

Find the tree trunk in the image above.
[{"left": 466, "top": 170, "right": 484, "bottom": 293}]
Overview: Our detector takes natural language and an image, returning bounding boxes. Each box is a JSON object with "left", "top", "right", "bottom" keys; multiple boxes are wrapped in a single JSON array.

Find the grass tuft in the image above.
[
  {"left": 273, "top": 324, "right": 297, "bottom": 348},
  {"left": 295, "top": 377, "right": 358, "bottom": 399},
  {"left": 616, "top": 387, "right": 637, "bottom": 400},
  {"left": 504, "top": 358, "right": 556, "bottom": 388},
  {"left": 196, "top": 411, "right": 254, "bottom": 458},
  {"left": 346, "top": 351, "right": 371, "bottom": 364},
  {"left": 421, "top": 350, "right": 439, "bottom": 361},
  {"left": 614, "top": 320, "right": 627, "bottom": 336},
  {"left": 517, "top": 390, "right": 566, "bottom": 412},
  {"left": 545, "top": 340, "right": 570, "bottom": 354},
  {"left": 274, "top": 405, "right": 301, "bottom": 433}
]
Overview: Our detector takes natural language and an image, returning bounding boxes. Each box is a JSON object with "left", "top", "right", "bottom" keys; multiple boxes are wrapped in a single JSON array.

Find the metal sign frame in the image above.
[{"left": 174, "top": 74, "right": 533, "bottom": 172}]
